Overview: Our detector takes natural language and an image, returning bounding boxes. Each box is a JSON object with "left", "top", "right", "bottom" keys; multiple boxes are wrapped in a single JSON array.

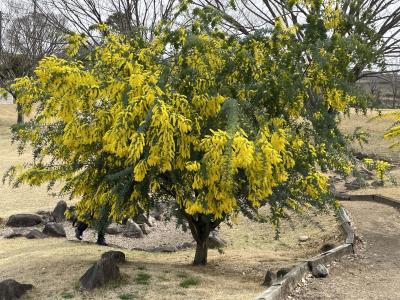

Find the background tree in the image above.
[
  {"left": 0, "top": 0, "right": 66, "bottom": 123},
  {"left": 7, "top": 1, "right": 377, "bottom": 265},
  {"left": 192, "top": 0, "right": 400, "bottom": 80},
  {"left": 36, "top": 0, "right": 182, "bottom": 43}
]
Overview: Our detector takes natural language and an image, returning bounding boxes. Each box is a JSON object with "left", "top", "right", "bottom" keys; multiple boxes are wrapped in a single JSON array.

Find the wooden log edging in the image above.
[
  {"left": 336, "top": 193, "right": 400, "bottom": 209},
  {"left": 254, "top": 206, "right": 356, "bottom": 300}
]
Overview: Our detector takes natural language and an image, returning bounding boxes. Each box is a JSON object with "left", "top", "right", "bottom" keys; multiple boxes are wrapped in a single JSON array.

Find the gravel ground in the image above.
[
  {"left": 64, "top": 219, "right": 194, "bottom": 251},
  {"left": 0, "top": 218, "right": 195, "bottom": 251}
]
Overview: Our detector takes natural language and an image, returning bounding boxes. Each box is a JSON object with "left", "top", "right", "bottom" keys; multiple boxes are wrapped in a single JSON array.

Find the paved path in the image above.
[{"left": 295, "top": 201, "right": 400, "bottom": 300}]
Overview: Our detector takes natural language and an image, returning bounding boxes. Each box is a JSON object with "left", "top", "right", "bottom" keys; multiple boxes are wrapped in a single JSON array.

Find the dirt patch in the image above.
[{"left": 293, "top": 201, "right": 400, "bottom": 300}]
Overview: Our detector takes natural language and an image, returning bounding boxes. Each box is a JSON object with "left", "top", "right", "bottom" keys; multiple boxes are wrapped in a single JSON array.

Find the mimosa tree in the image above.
[{"left": 7, "top": 1, "right": 375, "bottom": 265}]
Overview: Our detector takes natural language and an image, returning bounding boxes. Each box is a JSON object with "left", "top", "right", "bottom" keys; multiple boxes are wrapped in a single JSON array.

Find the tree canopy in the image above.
[{"left": 7, "top": 1, "right": 376, "bottom": 265}]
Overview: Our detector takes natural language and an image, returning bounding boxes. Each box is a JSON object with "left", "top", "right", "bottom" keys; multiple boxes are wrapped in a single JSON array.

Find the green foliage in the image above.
[
  {"left": 61, "top": 291, "right": 75, "bottom": 299},
  {"left": 134, "top": 273, "right": 151, "bottom": 285},
  {"left": 118, "top": 293, "right": 138, "bottom": 300},
  {"left": 363, "top": 158, "right": 391, "bottom": 183},
  {"left": 179, "top": 276, "right": 200, "bottom": 288}
]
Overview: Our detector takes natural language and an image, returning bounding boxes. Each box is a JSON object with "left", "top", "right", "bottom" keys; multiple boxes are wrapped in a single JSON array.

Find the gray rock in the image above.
[
  {"left": 51, "top": 201, "right": 67, "bottom": 222},
  {"left": 208, "top": 231, "right": 226, "bottom": 249},
  {"left": 320, "top": 243, "right": 336, "bottom": 253},
  {"left": 36, "top": 211, "right": 54, "bottom": 224},
  {"left": 298, "top": 235, "right": 309, "bottom": 242},
  {"left": 133, "top": 214, "right": 155, "bottom": 227},
  {"left": 176, "top": 242, "right": 195, "bottom": 250},
  {"left": 150, "top": 209, "right": 162, "bottom": 221},
  {"left": 123, "top": 219, "right": 144, "bottom": 238},
  {"left": 101, "top": 251, "right": 126, "bottom": 264},
  {"left": 262, "top": 270, "right": 274, "bottom": 287},
  {"left": 26, "top": 229, "right": 47, "bottom": 239},
  {"left": 105, "top": 222, "right": 123, "bottom": 235},
  {"left": 311, "top": 264, "right": 328, "bottom": 278},
  {"left": 79, "top": 258, "right": 121, "bottom": 290},
  {"left": 42, "top": 222, "right": 66, "bottom": 237},
  {"left": 25, "top": 229, "right": 47, "bottom": 239},
  {"left": 133, "top": 214, "right": 148, "bottom": 224},
  {"left": 147, "top": 216, "right": 156, "bottom": 227},
  {"left": 139, "top": 223, "right": 152, "bottom": 235},
  {"left": 345, "top": 177, "right": 367, "bottom": 190},
  {"left": 0, "top": 279, "right": 33, "bottom": 300},
  {"left": 150, "top": 245, "right": 177, "bottom": 252},
  {"left": 6, "top": 214, "right": 42, "bottom": 227},
  {"left": 277, "top": 267, "right": 291, "bottom": 279}
]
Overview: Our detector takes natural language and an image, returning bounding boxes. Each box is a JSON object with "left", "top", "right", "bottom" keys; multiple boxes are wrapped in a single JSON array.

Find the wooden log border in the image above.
[
  {"left": 336, "top": 193, "right": 400, "bottom": 209},
  {"left": 255, "top": 193, "right": 400, "bottom": 300},
  {"left": 254, "top": 204, "right": 356, "bottom": 300}
]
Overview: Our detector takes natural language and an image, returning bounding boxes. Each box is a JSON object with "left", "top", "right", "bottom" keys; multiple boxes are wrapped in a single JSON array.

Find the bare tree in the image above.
[
  {"left": 192, "top": 0, "right": 400, "bottom": 80},
  {"left": 378, "top": 71, "right": 400, "bottom": 108},
  {"left": 0, "top": 0, "right": 66, "bottom": 123},
  {"left": 36, "top": 0, "right": 182, "bottom": 43}
]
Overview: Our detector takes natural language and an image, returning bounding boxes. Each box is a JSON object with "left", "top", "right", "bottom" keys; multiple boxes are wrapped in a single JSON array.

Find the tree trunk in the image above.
[
  {"left": 17, "top": 103, "right": 24, "bottom": 124},
  {"left": 193, "top": 236, "right": 208, "bottom": 266},
  {"left": 185, "top": 213, "right": 222, "bottom": 266}
]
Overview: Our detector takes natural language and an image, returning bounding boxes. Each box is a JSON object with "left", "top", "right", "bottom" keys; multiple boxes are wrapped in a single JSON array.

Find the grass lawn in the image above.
[
  {"left": 0, "top": 104, "right": 70, "bottom": 218},
  {"left": 340, "top": 108, "right": 400, "bottom": 199},
  {"left": 339, "top": 109, "right": 400, "bottom": 163}
]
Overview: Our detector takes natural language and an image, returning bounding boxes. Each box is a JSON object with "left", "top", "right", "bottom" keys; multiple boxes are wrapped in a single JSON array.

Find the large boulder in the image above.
[
  {"left": 0, "top": 279, "right": 33, "bottom": 300},
  {"left": 35, "top": 211, "right": 54, "bottom": 224},
  {"left": 26, "top": 229, "right": 47, "bottom": 239},
  {"left": 79, "top": 258, "right": 121, "bottom": 290},
  {"left": 208, "top": 231, "right": 226, "bottom": 249},
  {"left": 42, "top": 223, "right": 66, "bottom": 237},
  {"left": 101, "top": 251, "right": 126, "bottom": 264},
  {"left": 51, "top": 201, "right": 67, "bottom": 222},
  {"left": 6, "top": 214, "right": 42, "bottom": 227},
  {"left": 133, "top": 214, "right": 156, "bottom": 227},
  {"left": 105, "top": 222, "right": 123, "bottom": 235},
  {"left": 123, "top": 219, "right": 144, "bottom": 238}
]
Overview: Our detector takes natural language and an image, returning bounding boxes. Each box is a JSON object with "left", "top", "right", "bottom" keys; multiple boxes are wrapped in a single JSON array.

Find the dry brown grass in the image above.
[
  {"left": 0, "top": 209, "right": 341, "bottom": 300},
  {"left": 0, "top": 104, "right": 70, "bottom": 218},
  {"left": 0, "top": 103, "right": 342, "bottom": 299},
  {"left": 340, "top": 109, "right": 400, "bottom": 199},
  {"left": 339, "top": 109, "right": 400, "bottom": 163}
]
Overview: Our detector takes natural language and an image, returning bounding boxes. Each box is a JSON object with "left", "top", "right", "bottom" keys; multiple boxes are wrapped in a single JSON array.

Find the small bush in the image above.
[
  {"left": 61, "top": 291, "right": 74, "bottom": 299},
  {"left": 118, "top": 293, "right": 138, "bottom": 300},
  {"left": 135, "top": 272, "right": 151, "bottom": 285},
  {"left": 179, "top": 277, "right": 200, "bottom": 288}
]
